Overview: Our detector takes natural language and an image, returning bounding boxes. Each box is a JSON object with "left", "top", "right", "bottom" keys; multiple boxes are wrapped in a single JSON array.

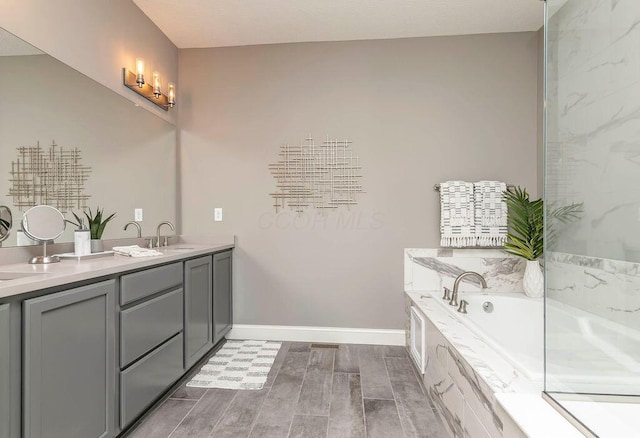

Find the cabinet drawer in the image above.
[
  {"left": 120, "top": 288, "right": 183, "bottom": 368},
  {"left": 120, "top": 333, "right": 183, "bottom": 428},
  {"left": 120, "top": 263, "right": 182, "bottom": 305}
]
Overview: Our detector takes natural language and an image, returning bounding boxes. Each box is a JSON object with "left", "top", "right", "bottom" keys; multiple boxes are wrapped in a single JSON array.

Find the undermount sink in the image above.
[
  {"left": 0, "top": 271, "right": 44, "bottom": 282},
  {"left": 164, "top": 246, "right": 195, "bottom": 252}
]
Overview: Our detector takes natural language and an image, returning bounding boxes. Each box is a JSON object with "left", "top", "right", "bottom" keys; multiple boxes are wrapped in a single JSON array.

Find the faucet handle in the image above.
[
  {"left": 442, "top": 287, "right": 451, "bottom": 300},
  {"left": 145, "top": 238, "right": 154, "bottom": 249},
  {"left": 163, "top": 236, "right": 169, "bottom": 247},
  {"left": 457, "top": 300, "right": 469, "bottom": 314}
]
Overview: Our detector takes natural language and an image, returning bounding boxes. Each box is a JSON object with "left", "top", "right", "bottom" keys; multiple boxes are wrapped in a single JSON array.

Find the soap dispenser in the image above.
[{"left": 74, "top": 219, "right": 91, "bottom": 256}]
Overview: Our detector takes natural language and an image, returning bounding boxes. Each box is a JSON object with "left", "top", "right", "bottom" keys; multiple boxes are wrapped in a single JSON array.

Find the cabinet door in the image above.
[
  {"left": 0, "top": 303, "right": 10, "bottom": 438},
  {"left": 184, "top": 256, "right": 213, "bottom": 369},
  {"left": 24, "top": 281, "right": 116, "bottom": 438},
  {"left": 213, "top": 250, "right": 233, "bottom": 345}
]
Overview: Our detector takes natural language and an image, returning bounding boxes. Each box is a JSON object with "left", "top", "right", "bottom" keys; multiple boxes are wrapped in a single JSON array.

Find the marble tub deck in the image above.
[{"left": 406, "top": 291, "right": 583, "bottom": 438}]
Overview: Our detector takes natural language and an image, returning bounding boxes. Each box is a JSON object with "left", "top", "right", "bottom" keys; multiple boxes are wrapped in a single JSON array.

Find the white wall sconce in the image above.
[{"left": 123, "top": 58, "right": 176, "bottom": 111}]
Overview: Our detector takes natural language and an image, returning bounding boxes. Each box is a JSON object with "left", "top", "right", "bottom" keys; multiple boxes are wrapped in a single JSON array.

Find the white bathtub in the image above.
[
  {"left": 429, "top": 291, "right": 544, "bottom": 381},
  {"left": 428, "top": 290, "right": 640, "bottom": 393}
]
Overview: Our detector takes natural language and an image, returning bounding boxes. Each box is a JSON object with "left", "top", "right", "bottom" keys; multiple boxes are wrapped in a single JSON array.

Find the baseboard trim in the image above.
[{"left": 226, "top": 324, "right": 406, "bottom": 346}]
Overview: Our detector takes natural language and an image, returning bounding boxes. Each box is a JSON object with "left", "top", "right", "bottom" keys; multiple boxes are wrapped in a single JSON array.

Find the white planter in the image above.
[{"left": 523, "top": 259, "right": 543, "bottom": 298}]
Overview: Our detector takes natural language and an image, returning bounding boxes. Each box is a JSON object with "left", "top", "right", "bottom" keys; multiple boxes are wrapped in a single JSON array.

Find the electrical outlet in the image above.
[
  {"left": 134, "top": 208, "right": 143, "bottom": 221},
  {"left": 214, "top": 208, "right": 223, "bottom": 222}
]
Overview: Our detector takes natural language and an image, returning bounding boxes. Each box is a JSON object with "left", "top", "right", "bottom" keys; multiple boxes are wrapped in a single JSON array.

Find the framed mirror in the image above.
[
  {"left": 0, "top": 27, "right": 177, "bottom": 249},
  {"left": 0, "top": 206, "right": 12, "bottom": 245}
]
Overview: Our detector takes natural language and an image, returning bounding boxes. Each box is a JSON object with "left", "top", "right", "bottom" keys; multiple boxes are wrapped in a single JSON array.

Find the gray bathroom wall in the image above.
[
  {"left": 179, "top": 32, "right": 540, "bottom": 330},
  {"left": 0, "top": 0, "right": 178, "bottom": 124}
]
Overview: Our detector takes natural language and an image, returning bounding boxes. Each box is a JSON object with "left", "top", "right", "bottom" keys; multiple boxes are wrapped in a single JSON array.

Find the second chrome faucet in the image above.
[{"left": 156, "top": 221, "right": 175, "bottom": 248}]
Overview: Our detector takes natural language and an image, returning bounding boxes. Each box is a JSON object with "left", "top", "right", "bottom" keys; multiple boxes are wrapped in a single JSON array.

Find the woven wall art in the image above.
[
  {"left": 7, "top": 141, "right": 92, "bottom": 212},
  {"left": 268, "top": 136, "right": 364, "bottom": 214}
]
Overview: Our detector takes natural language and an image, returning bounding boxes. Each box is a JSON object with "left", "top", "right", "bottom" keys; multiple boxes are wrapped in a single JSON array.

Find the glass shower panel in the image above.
[{"left": 545, "top": 0, "right": 640, "bottom": 432}]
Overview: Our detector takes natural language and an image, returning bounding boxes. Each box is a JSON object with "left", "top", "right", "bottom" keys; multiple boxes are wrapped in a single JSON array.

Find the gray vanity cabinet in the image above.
[
  {"left": 119, "top": 263, "right": 184, "bottom": 430},
  {"left": 23, "top": 280, "right": 116, "bottom": 438},
  {"left": 213, "top": 250, "right": 233, "bottom": 344},
  {"left": 184, "top": 255, "right": 213, "bottom": 369},
  {"left": 0, "top": 303, "right": 10, "bottom": 438}
]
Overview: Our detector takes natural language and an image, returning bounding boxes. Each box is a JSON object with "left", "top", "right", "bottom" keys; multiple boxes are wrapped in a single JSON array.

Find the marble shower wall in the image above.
[
  {"left": 547, "top": 251, "right": 640, "bottom": 329},
  {"left": 404, "top": 249, "right": 526, "bottom": 294},
  {"left": 546, "top": 0, "right": 640, "bottom": 261}
]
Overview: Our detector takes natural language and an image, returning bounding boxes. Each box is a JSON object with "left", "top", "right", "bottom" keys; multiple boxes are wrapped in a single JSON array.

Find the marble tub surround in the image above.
[
  {"left": 0, "top": 236, "right": 235, "bottom": 299},
  {"left": 407, "top": 291, "right": 532, "bottom": 438},
  {"left": 406, "top": 291, "right": 575, "bottom": 438},
  {"left": 405, "top": 248, "right": 526, "bottom": 293},
  {"left": 407, "top": 292, "right": 538, "bottom": 394}
]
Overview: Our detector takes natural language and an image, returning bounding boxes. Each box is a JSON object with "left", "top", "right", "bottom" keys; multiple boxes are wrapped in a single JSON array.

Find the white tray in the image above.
[{"left": 56, "top": 251, "right": 115, "bottom": 261}]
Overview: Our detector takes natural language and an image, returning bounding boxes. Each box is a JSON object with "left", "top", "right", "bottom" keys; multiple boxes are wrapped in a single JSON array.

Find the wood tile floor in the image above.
[{"left": 127, "top": 342, "right": 447, "bottom": 438}]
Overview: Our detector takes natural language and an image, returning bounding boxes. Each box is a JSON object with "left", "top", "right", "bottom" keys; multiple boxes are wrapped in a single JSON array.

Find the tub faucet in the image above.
[
  {"left": 123, "top": 221, "right": 142, "bottom": 238},
  {"left": 450, "top": 271, "right": 487, "bottom": 307},
  {"left": 156, "top": 221, "right": 175, "bottom": 247}
]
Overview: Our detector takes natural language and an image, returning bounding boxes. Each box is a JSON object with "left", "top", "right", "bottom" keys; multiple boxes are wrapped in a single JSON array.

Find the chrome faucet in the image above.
[
  {"left": 123, "top": 221, "right": 142, "bottom": 238},
  {"left": 156, "top": 221, "right": 175, "bottom": 247},
  {"left": 450, "top": 271, "right": 487, "bottom": 307}
]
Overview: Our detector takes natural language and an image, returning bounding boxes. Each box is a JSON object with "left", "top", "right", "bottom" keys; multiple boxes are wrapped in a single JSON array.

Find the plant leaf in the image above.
[{"left": 504, "top": 186, "right": 582, "bottom": 260}]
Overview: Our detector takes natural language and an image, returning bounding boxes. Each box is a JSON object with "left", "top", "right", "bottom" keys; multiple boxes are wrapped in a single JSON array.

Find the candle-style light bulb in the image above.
[
  {"left": 153, "top": 71, "right": 161, "bottom": 98},
  {"left": 135, "top": 57, "right": 145, "bottom": 87},
  {"left": 168, "top": 82, "right": 176, "bottom": 107}
]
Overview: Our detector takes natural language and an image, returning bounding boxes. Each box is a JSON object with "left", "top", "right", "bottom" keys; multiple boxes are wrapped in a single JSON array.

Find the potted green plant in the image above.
[
  {"left": 67, "top": 207, "right": 116, "bottom": 253},
  {"left": 503, "top": 187, "right": 582, "bottom": 298}
]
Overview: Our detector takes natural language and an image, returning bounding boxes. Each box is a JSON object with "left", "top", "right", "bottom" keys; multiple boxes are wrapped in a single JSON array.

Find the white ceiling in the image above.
[{"left": 133, "top": 0, "right": 544, "bottom": 49}]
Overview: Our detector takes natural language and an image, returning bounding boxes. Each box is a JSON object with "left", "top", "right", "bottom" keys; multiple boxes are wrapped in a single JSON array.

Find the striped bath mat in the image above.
[{"left": 186, "top": 340, "right": 282, "bottom": 390}]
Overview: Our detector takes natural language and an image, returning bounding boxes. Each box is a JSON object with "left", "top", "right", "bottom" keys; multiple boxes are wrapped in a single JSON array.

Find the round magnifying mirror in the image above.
[
  {"left": 0, "top": 206, "right": 12, "bottom": 246},
  {"left": 22, "top": 205, "right": 65, "bottom": 264}
]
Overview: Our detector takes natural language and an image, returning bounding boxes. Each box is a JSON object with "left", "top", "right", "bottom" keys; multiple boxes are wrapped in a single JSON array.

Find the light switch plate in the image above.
[
  {"left": 214, "top": 208, "right": 223, "bottom": 222},
  {"left": 134, "top": 208, "right": 143, "bottom": 221}
]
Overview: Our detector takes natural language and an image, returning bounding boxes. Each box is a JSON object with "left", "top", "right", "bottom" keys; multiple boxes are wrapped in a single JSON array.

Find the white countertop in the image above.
[{"left": 0, "top": 242, "right": 234, "bottom": 300}]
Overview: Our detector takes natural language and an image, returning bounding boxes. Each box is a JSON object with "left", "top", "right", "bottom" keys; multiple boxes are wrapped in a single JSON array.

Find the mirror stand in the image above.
[
  {"left": 22, "top": 205, "right": 65, "bottom": 264},
  {"left": 29, "top": 240, "right": 60, "bottom": 264}
]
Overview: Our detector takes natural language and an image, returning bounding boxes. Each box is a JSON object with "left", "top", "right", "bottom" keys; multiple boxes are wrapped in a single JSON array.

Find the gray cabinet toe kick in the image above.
[{"left": 0, "top": 248, "right": 233, "bottom": 438}]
